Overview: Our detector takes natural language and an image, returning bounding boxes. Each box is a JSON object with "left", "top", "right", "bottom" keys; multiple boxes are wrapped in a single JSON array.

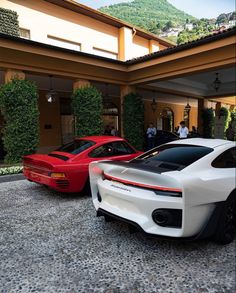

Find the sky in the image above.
[{"left": 77, "top": 0, "right": 235, "bottom": 19}]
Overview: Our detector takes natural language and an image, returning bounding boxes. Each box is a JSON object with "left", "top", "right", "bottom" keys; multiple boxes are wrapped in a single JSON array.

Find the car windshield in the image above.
[
  {"left": 132, "top": 144, "right": 213, "bottom": 171},
  {"left": 56, "top": 140, "right": 95, "bottom": 155}
]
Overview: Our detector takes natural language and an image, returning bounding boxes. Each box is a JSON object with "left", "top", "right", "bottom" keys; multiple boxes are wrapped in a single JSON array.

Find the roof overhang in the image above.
[
  {"left": 0, "top": 33, "right": 128, "bottom": 84},
  {"left": 127, "top": 32, "right": 236, "bottom": 87},
  {"left": 45, "top": 0, "right": 173, "bottom": 47},
  {"left": 0, "top": 29, "right": 235, "bottom": 99}
]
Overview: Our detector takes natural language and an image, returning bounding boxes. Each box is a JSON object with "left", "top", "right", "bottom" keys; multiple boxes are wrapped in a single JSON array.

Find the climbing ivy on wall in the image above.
[{"left": 0, "top": 8, "right": 20, "bottom": 36}]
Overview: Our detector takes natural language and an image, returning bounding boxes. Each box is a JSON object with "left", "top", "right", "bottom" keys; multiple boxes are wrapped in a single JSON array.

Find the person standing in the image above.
[
  {"left": 103, "top": 125, "right": 111, "bottom": 135},
  {"left": 226, "top": 123, "right": 235, "bottom": 141},
  {"left": 111, "top": 126, "right": 118, "bottom": 136},
  {"left": 146, "top": 123, "right": 157, "bottom": 150},
  {"left": 178, "top": 121, "right": 189, "bottom": 139}
]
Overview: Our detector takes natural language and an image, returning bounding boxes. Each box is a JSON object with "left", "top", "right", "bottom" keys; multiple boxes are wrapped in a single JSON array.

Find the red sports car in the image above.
[{"left": 23, "top": 136, "right": 142, "bottom": 193}]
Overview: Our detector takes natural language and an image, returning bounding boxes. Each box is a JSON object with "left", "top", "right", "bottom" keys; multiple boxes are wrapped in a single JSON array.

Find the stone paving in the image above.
[{"left": 0, "top": 180, "right": 235, "bottom": 293}]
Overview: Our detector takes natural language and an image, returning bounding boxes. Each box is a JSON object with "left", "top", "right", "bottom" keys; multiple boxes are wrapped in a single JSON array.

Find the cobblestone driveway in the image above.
[{"left": 0, "top": 180, "right": 235, "bottom": 293}]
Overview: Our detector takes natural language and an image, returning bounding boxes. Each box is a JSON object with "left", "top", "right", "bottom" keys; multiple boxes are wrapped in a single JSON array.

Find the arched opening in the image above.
[
  {"left": 162, "top": 107, "right": 174, "bottom": 132},
  {"left": 102, "top": 101, "right": 119, "bottom": 135}
]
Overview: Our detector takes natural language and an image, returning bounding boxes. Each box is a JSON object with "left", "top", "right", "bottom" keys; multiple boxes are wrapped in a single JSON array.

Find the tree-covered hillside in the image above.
[{"left": 99, "top": 0, "right": 195, "bottom": 34}]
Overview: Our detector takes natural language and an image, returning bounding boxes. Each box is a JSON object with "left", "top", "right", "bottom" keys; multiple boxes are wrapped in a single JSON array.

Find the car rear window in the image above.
[
  {"left": 56, "top": 140, "right": 95, "bottom": 154},
  {"left": 132, "top": 144, "right": 213, "bottom": 171},
  {"left": 212, "top": 147, "right": 236, "bottom": 168}
]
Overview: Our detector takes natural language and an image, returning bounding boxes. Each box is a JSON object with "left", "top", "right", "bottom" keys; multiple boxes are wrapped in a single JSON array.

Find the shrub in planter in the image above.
[
  {"left": 72, "top": 86, "right": 103, "bottom": 137},
  {"left": 219, "top": 107, "right": 230, "bottom": 132},
  {"left": 202, "top": 108, "right": 214, "bottom": 138},
  {"left": 0, "top": 78, "right": 39, "bottom": 163},
  {"left": 123, "top": 93, "right": 144, "bottom": 150},
  {"left": 230, "top": 109, "right": 236, "bottom": 122}
]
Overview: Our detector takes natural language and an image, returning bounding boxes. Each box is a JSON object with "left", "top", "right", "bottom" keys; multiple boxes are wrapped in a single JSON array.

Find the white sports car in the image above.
[{"left": 89, "top": 139, "right": 236, "bottom": 244}]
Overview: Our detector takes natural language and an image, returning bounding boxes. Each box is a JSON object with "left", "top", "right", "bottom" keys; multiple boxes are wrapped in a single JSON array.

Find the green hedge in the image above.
[
  {"left": 72, "top": 86, "right": 103, "bottom": 137},
  {"left": 202, "top": 108, "right": 214, "bottom": 138},
  {"left": 123, "top": 93, "right": 144, "bottom": 150},
  {"left": 0, "top": 78, "right": 39, "bottom": 163},
  {"left": 0, "top": 8, "right": 20, "bottom": 36},
  {"left": 230, "top": 109, "right": 236, "bottom": 122},
  {"left": 219, "top": 107, "right": 230, "bottom": 132}
]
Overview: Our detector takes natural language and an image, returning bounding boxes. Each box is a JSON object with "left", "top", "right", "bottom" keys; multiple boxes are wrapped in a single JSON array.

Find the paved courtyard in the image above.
[{"left": 0, "top": 180, "right": 235, "bottom": 293}]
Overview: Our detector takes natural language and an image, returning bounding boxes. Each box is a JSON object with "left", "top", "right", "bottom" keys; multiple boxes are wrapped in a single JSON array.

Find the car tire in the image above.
[
  {"left": 83, "top": 179, "right": 91, "bottom": 196},
  {"left": 104, "top": 215, "right": 114, "bottom": 222},
  {"left": 213, "top": 196, "right": 236, "bottom": 245}
]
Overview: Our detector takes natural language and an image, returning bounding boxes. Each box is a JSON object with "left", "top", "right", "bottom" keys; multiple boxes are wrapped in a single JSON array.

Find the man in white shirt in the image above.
[
  {"left": 146, "top": 123, "right": 157, "bottom": 150},
  {"left": 178, "top": 121, "right": 189, "bottom": 138}
]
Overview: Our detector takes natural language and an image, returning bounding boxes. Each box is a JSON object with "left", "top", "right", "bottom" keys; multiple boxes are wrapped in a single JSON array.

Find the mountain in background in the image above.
[
  {"left": 99, "top": 0, "right": 236, "bottom": 44},
  {"left": 99, "top": 0, "right": 196, "bottom": 35}
]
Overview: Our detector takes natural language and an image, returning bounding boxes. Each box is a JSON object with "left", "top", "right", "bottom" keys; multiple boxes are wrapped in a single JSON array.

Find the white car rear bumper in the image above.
[{"left": 92, "top": 178, "right": 215, "bottom": 238}]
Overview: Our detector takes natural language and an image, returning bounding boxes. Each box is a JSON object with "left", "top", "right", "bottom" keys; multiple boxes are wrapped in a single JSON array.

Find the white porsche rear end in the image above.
[{"left": 89, "top": 139, "right": 236, "bottom": 241}]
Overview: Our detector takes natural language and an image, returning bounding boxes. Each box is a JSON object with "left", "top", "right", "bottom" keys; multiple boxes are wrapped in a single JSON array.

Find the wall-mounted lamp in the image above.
[
  {"left": 184, "top": 102, "right": 191, "bottom": 112},
  {"left": 46, "top": 75, "right": 57, "bottom": 103},
  {"left": 151, "top": 97, "right": 157, "bottom": 112}
]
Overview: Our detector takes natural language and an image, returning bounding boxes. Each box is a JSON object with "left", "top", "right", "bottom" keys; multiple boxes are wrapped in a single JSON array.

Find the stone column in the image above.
[
  {"left": 73, "top": 79, "right": 90, "bottom": 90},
  {"left": 197, "top": 98, "right": 208, "bottom": 136},
  {"left": 119, "top": 85, "right": 136, "bottom": 137},
  {"left": 4, "top": 69, "right": 25, "bottom": 83}
]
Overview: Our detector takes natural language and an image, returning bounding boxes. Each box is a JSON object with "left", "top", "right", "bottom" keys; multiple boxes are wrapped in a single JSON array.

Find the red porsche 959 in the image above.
[{"left": 23, "top": 136, "right": 142, "bottom": 193}]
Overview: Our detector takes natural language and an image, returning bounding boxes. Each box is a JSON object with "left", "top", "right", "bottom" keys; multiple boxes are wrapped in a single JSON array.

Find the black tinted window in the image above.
[
  {"left": 157, "top": 131, "right": 177, "bottom": 139},
  {"left": 112, "top": 141, "right": 135, "bottom": 155},
  {"left": 57, "top": 140, "right": 95, "bottom": 154},
  {"left": 133, "top": 144, "right": 213, "bottom": 171},
  {"left": 89, "top": 141, "right": 135, "bottom": 158},
  {"left": 212, "top": 147, "right": 236, "bottom": 168},
  {"left": 89, "top": 144, "right": 113, "bottom": 158}
]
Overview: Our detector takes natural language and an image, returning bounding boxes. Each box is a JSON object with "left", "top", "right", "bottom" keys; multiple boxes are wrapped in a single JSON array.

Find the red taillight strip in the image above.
[{"left": 104, "top": 173, "right": 182, "bottom": 193}]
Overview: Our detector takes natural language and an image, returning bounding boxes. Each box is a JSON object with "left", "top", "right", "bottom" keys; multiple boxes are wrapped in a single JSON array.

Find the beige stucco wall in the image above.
[
  {"left": 144, "top": 100, "right": 198, "bottom": 131},
  {"left": 1, "top": 0, "right": 165, "bottom": 60},
  {"left": 1, "top": 0, "right": 119, "bottom": 56},
  {"left": 132, "top": 35, "right": 150, "bottom": 59}
]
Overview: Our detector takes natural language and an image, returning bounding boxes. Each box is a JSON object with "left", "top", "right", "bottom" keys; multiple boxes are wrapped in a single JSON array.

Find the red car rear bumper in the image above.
[{"left": 24, "top": 168, "right": 71, "bottom": 192}]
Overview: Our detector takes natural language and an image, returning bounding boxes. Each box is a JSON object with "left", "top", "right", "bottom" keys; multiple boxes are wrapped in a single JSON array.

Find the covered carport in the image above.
[
  {"left": 0, "top": 28, "right": 235, "bottom": 153},
  {"left": 126, "top": 28, "right": 236, "bottom": 134}
]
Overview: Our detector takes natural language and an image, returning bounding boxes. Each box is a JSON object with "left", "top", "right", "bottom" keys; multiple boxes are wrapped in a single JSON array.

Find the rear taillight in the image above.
[
  {"left": 50, "top": 172, "right": 66, "bottom": 179},
  {"left": 91, "top": 166, "right": 105, "bottom": 179},
  {"left": 103, "top": 172, "right": 182, "bottom": 196}
]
